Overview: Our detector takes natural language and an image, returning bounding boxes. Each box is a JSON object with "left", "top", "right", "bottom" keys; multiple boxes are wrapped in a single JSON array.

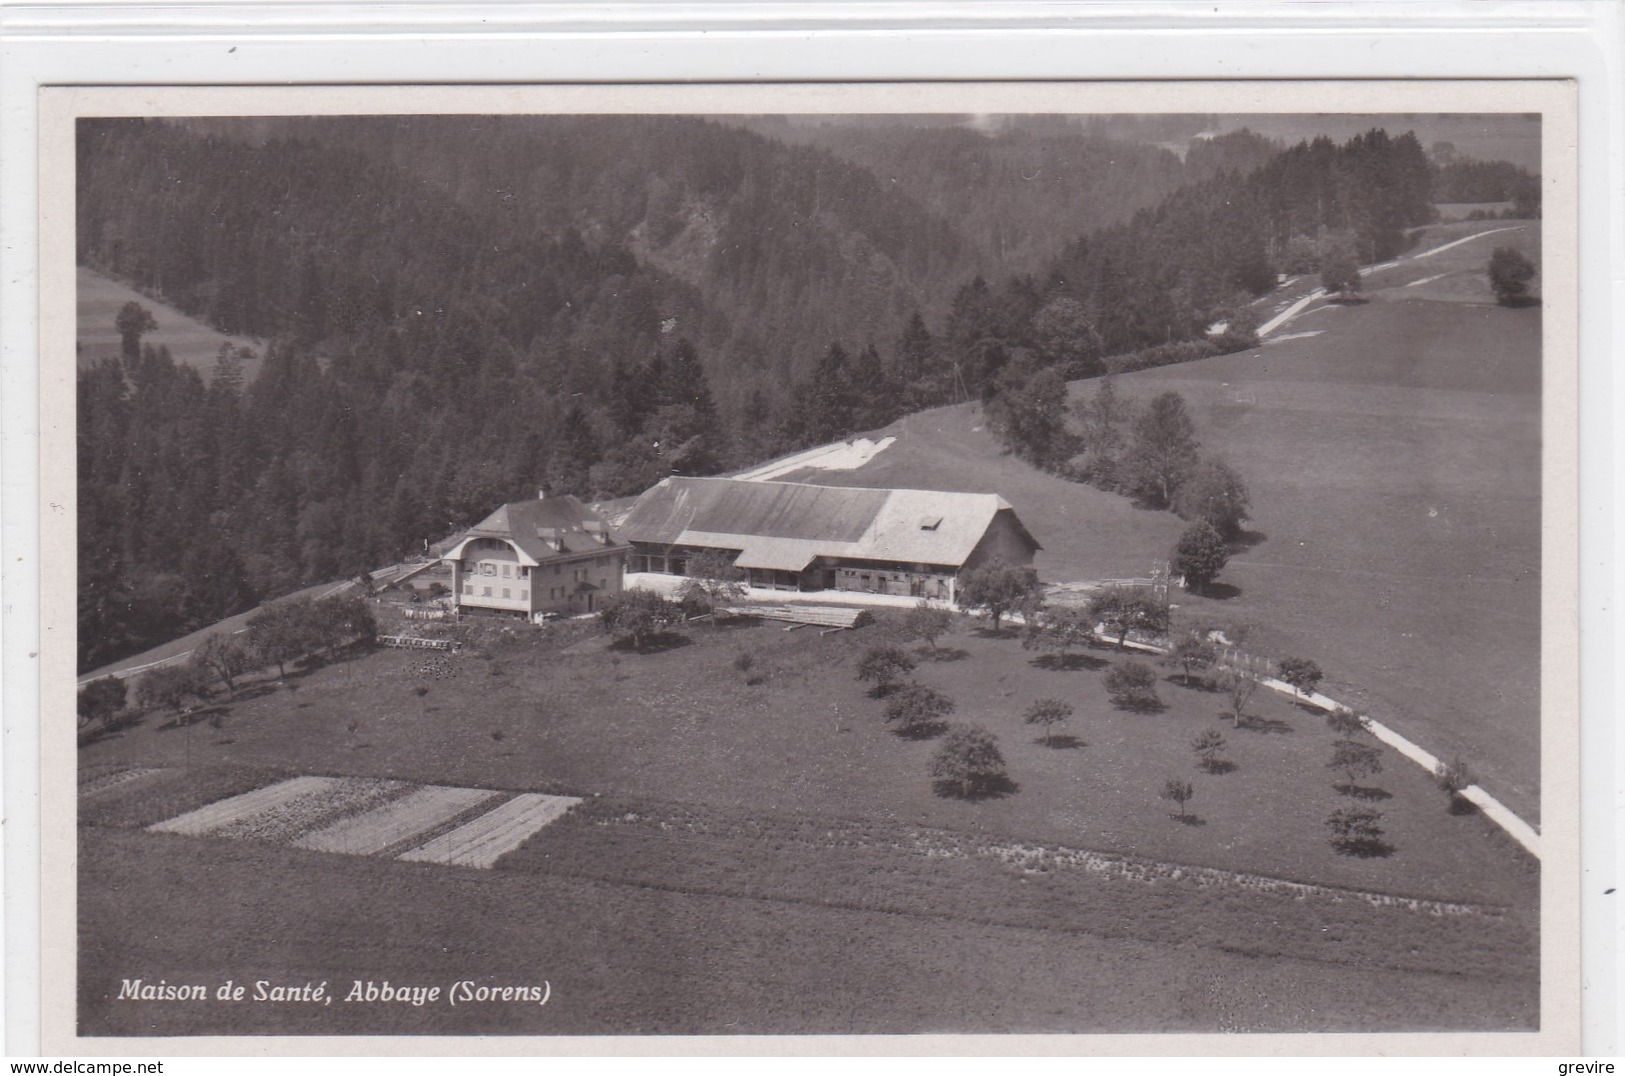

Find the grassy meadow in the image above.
[
  {"left": 79, "top": 606, "right": 1536, "bottom": 1034},
  {"left": 809, "top": 220, "right": 1544, "bottom": 825},
  {"left": 77, "top": 266, "right": 262, "bottom": 376}
]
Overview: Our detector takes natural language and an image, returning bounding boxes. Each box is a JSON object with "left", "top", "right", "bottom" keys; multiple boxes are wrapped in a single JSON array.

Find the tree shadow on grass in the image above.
[
  {"left": 932, "top": 775, "right": 1020, "bottom": 801},
  {"left": 1038, "top": 734, "right": 1087, "bottom": 750},
  {"left": 891, "top": 720, "right": 949, "bottom": 741},
  {"left": 609, "top": 631, "right": 693, "bottom": 655},
  {"left": 1334, "top": 783, "right": 1392, "bottom": 801},
  {"left": 1031, "top": 652, "right": 1107, "bottom": 672},
  {"left": 1167, "top": 674, "right": 1222, "bottom": 693},
  {"left": 1498, "top": 295, "right": 1541, "bottom": 309},
  {"left": 866, "top": 682, "right": 908, "bottom": 700},
  {"left": 1230, "top": 528, "right": 1268, "bottom": 551},
  {"left": 1235, "top": 715, "right": 1293, "bottom": 734},
  {"left": 1448, "top": 794, "right": 1480, "bottom": 816},
  {"left": 1111, "top": 695, "right": 1166, "bottom": 715},
  {"left": 1171, "top": 813, "right": 1207, "bottom": 827},
  {"left": 1331, "top": 837, "right": 1395, "bottom": 858},
  {"left": 1293, "top": 699, "right": 1330, "bottom": 715},
  {"left": 1199, "top": 758, "right": 1237, "bottom": 775},
  {"left": 925, "top": 647, "right": 971, "bottom": 663},
  {"left": 1190, "top": 582, "right": 1242, "bottom": 601},
  {"left": 971, "top": 626, "right": 1015, "bottom": 640}
]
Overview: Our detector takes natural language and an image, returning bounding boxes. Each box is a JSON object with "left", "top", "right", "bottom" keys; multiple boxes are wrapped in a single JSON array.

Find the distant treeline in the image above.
[{"left": 75, "top": 118, "right": 1534, "bottom": 671}]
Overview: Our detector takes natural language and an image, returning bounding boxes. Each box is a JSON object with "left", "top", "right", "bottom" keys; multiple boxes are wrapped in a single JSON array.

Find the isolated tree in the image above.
[
  {"left": 115, "top": 301, "right": 158, "bottom": 363},
  {"left": 1172, "top": 458, "right": 1252, "bottom": 540},
  {"left": 678, "top": 549, "right": 749, "bottom": 621},
  {"left": 956, "top": 559, "right": 1043, "bottom": 633},
  {"left": 856, "top": 645, "right": 918, "bottom": 696},
  {"left": 313, "top": 593, "right": 377, "bottom": 656},
  {"left": 1024, "top": 698, "right": 1074, "bottom": 747},
  {"left": 930, "top": 725, "right": 1008, "bottom": 799},
  {"left": 1327, "top": 806, "right": 1385, "bottom": 853},
  {"left": 1103, "top": 660, "right": 1161, "bottom": 710},
  {"left": 135, "top": 663, "right": 207, "bottom": 717},
  {"left": 1022, "top": 605, "right": 1098, "bottom": 664},
  {"left": 1087, "top": 586, "right": 1167, "bottom": 649},
  {"left": 1192, "top": 728, "right": 1229, "bottom": 773},
  {"left": 1328, "top": 739, "right": 1384, "bottom": 789},
  {"left": 884, "top": 683, "right": 955, "bottom": 737},
  {"left": 1487, "top": 247, "right": 1536, "bottom": 305},
  {"left": 1320, "top": 253, "right": 1362, "bottom": 298},
  {"left": 986, "top": 362, "right": 1075, "bottom": 468},
  {"left": 1326, "top": 706, "right": 1369, "bottom": 738},
  {"left": 1276, "top": 656, "right": 1324, "bottom": 698},
  {"left": 1160, "top": 778, "right": 1195, "bottom": 821},
  {"left": 190, "top": 632, "right": 257, "bottom": 696},
  {"left": 1213, "top": 657, "right": 1264, "bottom": 725},
  {"left": 599, "top": 588, "right": 682, "bottom": 650},
  {"left": 77, "top": 675, "right": 127, "bottom": 728},
  {"left": 1071, "top": 376, "right": 1133, "bottom": 487},
  {"left": 1168, "top": 631, "right": 1218, "bottom": 686},
  {"left": 1122, "top": 391, "right": 1199, "bottom": 507},
  {"left": 899, "top": 600, "right": 955, "bottom": 656},
  {"left": 1172, "top": 521, "right": 1230, "bottom": 595}
]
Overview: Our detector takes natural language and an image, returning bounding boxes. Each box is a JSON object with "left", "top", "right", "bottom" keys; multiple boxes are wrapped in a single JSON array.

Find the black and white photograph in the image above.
[{"left": 46, "top": 83, "right": 1577, "bottom": 1047}]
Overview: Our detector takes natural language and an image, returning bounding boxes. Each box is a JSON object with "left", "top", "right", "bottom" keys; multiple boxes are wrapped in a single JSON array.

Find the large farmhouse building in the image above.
[
  {"left": 618, "top": 476, "right": 1040, "bottom": 601},
  {"left": 441, "top": 493, "right": 628, "bottom": 620}
]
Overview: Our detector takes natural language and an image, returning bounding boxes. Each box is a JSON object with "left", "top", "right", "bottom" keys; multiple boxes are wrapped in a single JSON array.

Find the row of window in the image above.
[
  {"left": 460, "top": 583, "right": 610, "bottom": 602},
  {"left": 465, "top": 554, "right": 618, "bottom": 579}
]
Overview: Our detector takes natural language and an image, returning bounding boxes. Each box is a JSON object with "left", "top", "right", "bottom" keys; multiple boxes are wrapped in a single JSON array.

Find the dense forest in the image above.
[{"left": 75, "top": 115, "right": 1536, "bottom": 671}]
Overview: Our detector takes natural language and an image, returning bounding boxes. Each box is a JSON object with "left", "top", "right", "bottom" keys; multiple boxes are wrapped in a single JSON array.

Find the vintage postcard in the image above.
[{"left": 37, "top": 81, "right": 1579, "bottom": 1054}]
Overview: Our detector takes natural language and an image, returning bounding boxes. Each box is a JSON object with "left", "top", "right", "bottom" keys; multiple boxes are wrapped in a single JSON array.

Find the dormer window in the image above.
[{"left": 919, "top": 516, "right": 943, "bottom": 531}]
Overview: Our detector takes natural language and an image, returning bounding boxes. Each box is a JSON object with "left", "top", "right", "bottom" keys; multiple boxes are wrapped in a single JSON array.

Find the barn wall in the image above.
[{"left": 962, "top": 510, "right": 1039, "bottom": 572}]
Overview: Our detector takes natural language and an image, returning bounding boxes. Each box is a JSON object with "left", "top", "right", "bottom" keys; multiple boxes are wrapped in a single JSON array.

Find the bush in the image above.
[
  {"left": 900, "top": 601, "right": 955, "bottom": 654},
  {"left": 1325, "top": 707, "right": 1368, "bottom": 738},
  {"left": 1327, "top": 807, "right": 1386, "bottom": 854},
  {"left": 77, "top": 676, "right": 128, "bottom": 728},
  {"left": 600, "top": 588, "right": 682, "bottom": 649},
  {"left": 1328, "top": 739, "right": 1384, "bottom": 789},
  {"left": 1487, "top": 246, "right": 1536, "bottom": 305},
  {"left": 1172, "top": 521, "right": 1230, "bottom": 594},
  {"left": 1191, "top": 728, "right": 1228, "bottom": 773},
  {"left": 1103, "top": 660, "right": 1160, "bottom": 710},
  {"left": 884, "top": 684, "right": 955, "bottom": 738},
  {"left": 929, "top": 725, "right": 1008, "bottom": 799}
]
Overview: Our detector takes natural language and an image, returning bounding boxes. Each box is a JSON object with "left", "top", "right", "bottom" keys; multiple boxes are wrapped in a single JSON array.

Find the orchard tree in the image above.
[
  {"left": 135, "top": 663, "right": 207, "bottom": 718},
  {"left": 1213, "top": 656, "right": 1265, "bottom": 725},
  {"left": 900, "top": 601, "right": 955, "bottom": 657},
  {"left": 1192, "top": 728, "right": 1229, "bottom": 773},
  {"left": 1087, "top": 586, "right": 1167, "bottom": 650},
  {"left": 929, "top": 725, "right": 1008, "bottom": 799},
  {"left": 1172, "top": 521, "right": 1230, "bottom": 595},
  {"left": 77, "top": 675, "right": 127, "bottom": 728},
  {"left": 1122, "top": 391, "right": 1200, "bottom": 508},
  {"left": 1168, "top": 630, "right": 1217, "bottom": 686},
  {"left": 190, "top": 632, "right": 257, "bottom": 696},
  {"left": 600, "top": 588, "right": 682, "bottom": 650},
  {"left": 884, "top": 683, "right": 955, "bottom": 738},
  {"left": 1276, "top": 656, "right": 1324, "bottom": 698},
  {"left": 678, "top": 549, "right": 749, "bottom": 621},
  {"left": 1487, "top": 247, "right": 1536, "bottom": 306},
  {"left": 1326, "top": 706, "right": 1369, "bottom": 738},
  {"left": 1160, "top": 778, "right": 1195, "bottom": 821},
  {"left": 1103, "top": 660, "right": 1161, "bottom": 711},
  {"left": 1022, "top": 606, "right": 1098, "bottom": 664},
  {"left": 1328, "top": 739, "right": 1384, "bottom": 790},
  {"left": 1172, "top": 458, "right": 1251, "bottom": 540},
  {"left": 856, "top": 645, "right": 918, "bottom": 696},
  {"left": 247, "top": 597, "right": 318, "bottom": 677},
  {"left": 1024, "top": 698, "right": 1073, "bottom": 747},
  {"left": 956, "top": 559, "right": 1043, "bottom": 633}
]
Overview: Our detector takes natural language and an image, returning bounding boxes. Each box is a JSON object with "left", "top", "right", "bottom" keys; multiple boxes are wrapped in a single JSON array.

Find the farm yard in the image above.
[{"left": 78, "top": 602, "right": 1537, "bottom": 1035}]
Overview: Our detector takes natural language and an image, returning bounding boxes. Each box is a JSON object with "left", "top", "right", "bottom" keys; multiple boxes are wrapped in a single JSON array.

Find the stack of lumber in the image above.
[{"left": 726, "top": 604, "right": 871, "bottom": 630}]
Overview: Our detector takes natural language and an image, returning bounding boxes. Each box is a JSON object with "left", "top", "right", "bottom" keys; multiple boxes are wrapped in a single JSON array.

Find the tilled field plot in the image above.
[{"left": 139, "top": 775, "right": 580, "bottom": 869}]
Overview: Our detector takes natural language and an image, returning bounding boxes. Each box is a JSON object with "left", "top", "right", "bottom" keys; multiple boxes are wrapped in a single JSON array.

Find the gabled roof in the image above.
[
  {"left": 441, "top": 495, "right": 626, "bottom": 567},
  {"left": 619, "top": 477, "right": 1040, "bottom": 569}
]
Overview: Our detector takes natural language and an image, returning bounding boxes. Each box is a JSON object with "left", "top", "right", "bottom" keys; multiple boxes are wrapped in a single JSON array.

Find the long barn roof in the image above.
[{"left": 619, "top": 477, "right": 1039, "bottom": 570}]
